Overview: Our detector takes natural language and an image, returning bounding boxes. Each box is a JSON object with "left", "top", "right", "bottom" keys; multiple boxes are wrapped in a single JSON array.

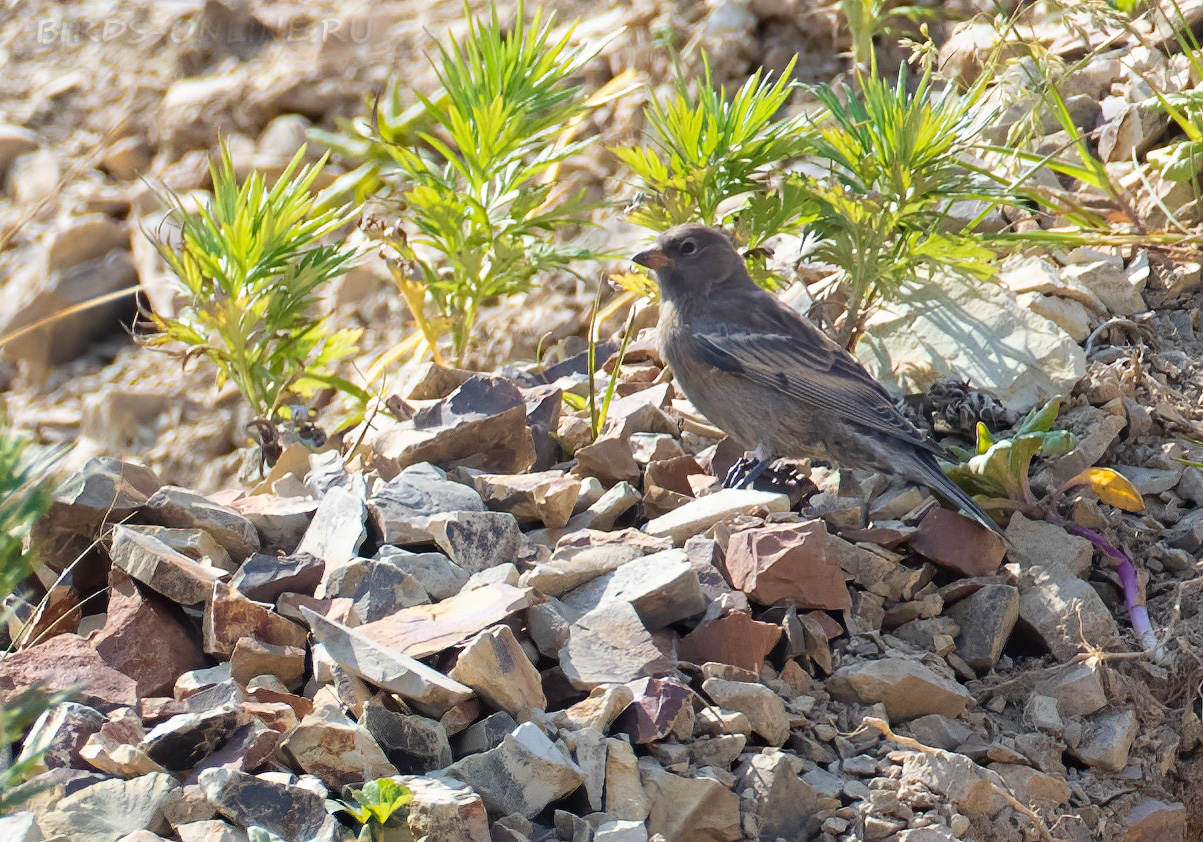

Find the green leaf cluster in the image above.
[
  {"left": 380, "top": 0, "right": 605, "bottom": 364},
  {"left": 148, "top": 145, "right": 364, "bottom": 423},
  {"left": 330, "top": 778, "right": 415, "bottom": 842},
  {"left": 799, "top": 65, "right": 1006, "bottom": 347},
  {"left": 614, "top": 55, "right": 811, "bottom": 261},
  {"left": 944, "top": 399, "right": 1075, "bottom": 508}
]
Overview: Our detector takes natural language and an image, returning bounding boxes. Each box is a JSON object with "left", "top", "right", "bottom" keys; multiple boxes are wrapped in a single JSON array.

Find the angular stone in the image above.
[
  {"left": 362, "top": 697, "right": 452, "bottom": 774},
  {"left": 679, "top": 612, "right": 781, "bottom": 673},
  {"left": 427, "top": 511, "right": 522, "bottom": 574},
  {"left": 946, "top": 584, "right": 1019, "bottom": 671},
  {"left": 1122, "top": 797, "right": 1186, "bottom": 842},
  {"left": 0, "top": 633, "right": 137, "bottom": 710},
  {"left": 16, "top": 702, "right": 106, "bottom": 774},
  {"left": 449, "top": 625, "right": 546, "bottom": 721},
  {"left": 907, "top": 509, "right": 1006, "bottom": 577},
  {"left": 559, "top": 601, "right": 673, "bottom": 690},
  {"left": 445, "top": 721, "right": 584, "bottom": 818},
  {"left": 1006, "top": 514, "right": 1095, "bottom": 580},
  {"left": 294, "top": 486, "right": 366, "bottom": 567},
  {"left": 109, "top": 525, "right": 222, "bottom": 606},
  {"left": 143, "top": 706, "right": 246, "bottom": 771},
  {"left": 280, "top": 691, "right": 398, "bottom": 789},
  {"left": 1070, "top": 708, "right": 1138, "bottom": 771},
  {"left": 229, "top": 638, "right": 306, "bottom": 691},
  {"left": 0, "top": 812, "right": 42, "bottom": 842},
  {"left": 198, "top": 767, "right": 339, "bottom": 842},
  {"left": 1061, "top": 260, "right": 1147, "bottom": 315},
  {"left": 558, "top": 548, "right": 705, "bottom": 630},
  {"left": 899, "top": 750, "right": 992, "bottom": 816},
  {"left": 37, "top": 772, "right": 179, "bottom": 842},
  {"left": 827, "top": 658, "right": 972, "bottom": 721},
  {"left": 203, "top": 582, "right": 307, "bottom": 657},
  {"left": 987, "top": 762, "right": 1070, "bottom": 806},
  {"left": 144, "top": 487, "right": 260, "bottom": 561},
  {"left": 474, "top": 471, "right": 579, "bottom": 528},
  {"left": 570, "top": 480, "right": 641, "bottom": 531},
  {"left": 175, "top": 820, "right": 248, "bottom": 842},
  {"left": 367, "top": 464, "right": 486, "bottom": 545},
  {"left": 736, "top": 750, "right": 820, "bottom": 842},
  {"left": 639, "top": 758, "right": 741, "bottom": 842},
  {"left": 1017, "top": 566, "right": 1121, "bottom": 661},
  {"left": 644, "top": 489, "right": 791, "bottom": 544},
  {"left": 229, "top": 494, "right": 317, "bottom": 552},
  {"left": 122, "top": 525, "right": 234, "bottom": 573},
  {"left": 1035, "top": 663, "right": 1107, "bottom": 717},
  {"left": 322, "top": 557, "right": 429, "bottom": 622},
  {"left": 523, "top": 531, "right": 668, "bottom": 597},
  {"left": 91, "top": 567, "right": 206, "bottom": 697},
  {"left": 573, "top": 434, "right": 641, "bottom": 486},
  {"left": 368, "top": 376, "right": 537, "bottom": 475},
  {"left": 604, "top": 737, "right": 651, "bottom": 821},
  {"left": 377, "top": 547, "right": 468, "bottom": 601},
  {"left": 304, "top": 610, "right": 472, "bottom": 716},
  {"left": 902, "top": 714, "right": 973, "bottom": 751},
  {"left": 229, "top": 552, "right": 324, "bottom": 603},
  {"left": 723, "top": 521, "right": 850, "bottom": 610},
  {"left": 356, "top": 582, "right": 538, "bottom": 659},
  {"left": 595, "top": 819, "right": 648, "bottom": 842},
  {"left": 396, "top": 774, "right": 490, "bottom": 842},
  {"left": 613, "top": 677, "right": 692, "bottom": 744},
  {"left": 702, "top": 678, "right": 789, "bottom": 746}
]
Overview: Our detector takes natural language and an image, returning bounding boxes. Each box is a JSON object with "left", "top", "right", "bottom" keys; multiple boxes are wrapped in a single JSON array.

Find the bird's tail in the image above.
[{"left": 910, "top": 452, "right": 1005, "bottom": 535}]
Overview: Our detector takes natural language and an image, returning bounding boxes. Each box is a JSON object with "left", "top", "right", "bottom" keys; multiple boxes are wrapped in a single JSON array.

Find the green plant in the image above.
[
  {"left": 363, "top": 0, "right": 612, "bottom": 366},
  {"left": 614, "top": 55, "right": 812, "bottom": 273},
  {"left": 330, "top": 777, "right": 414, "bottom": 842},
  {"left": 944, "top": 400, "right": 1157, "bottom": 653},
  {"left": 0, "top": 424, "right": 63, "bottom": 811},
  {"left": 799, "top": 62, "right": 1007, "bottom": 348},
  {"left": 840, "top": 0, "right": 941, "bottom": 72},
  {"left": 146, "top": 144, "right": 366, "bottom": 439}
]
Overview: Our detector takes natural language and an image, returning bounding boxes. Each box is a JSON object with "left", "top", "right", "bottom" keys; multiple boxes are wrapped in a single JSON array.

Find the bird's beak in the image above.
[{"left": 633, "top": 246, "right": 670, "bottom": 272}]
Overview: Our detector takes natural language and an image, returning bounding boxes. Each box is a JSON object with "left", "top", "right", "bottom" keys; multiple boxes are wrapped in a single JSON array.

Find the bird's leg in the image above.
[
  {"left": 736, "top": 458, "right": 771, "bottom": 489},
  {"left": 723, "top": 456, "right": 757, "bottom": 489},
  {"left": 723, "top": 443, "right": 774, "bottom": 490}
]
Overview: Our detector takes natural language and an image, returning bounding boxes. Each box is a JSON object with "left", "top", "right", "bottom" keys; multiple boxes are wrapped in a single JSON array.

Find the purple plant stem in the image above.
[{"left": 1051, "top": 515, "right": 1158, "bottom": 652}]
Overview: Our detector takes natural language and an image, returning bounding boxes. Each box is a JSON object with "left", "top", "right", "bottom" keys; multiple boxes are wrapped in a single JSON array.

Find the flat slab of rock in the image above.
[
  {"left": 559, "top": 600, "right": 673, "bottom": 690},
  {"left": 37, "top": 771, "right": 179, "bottom": 842},
  {"left": 449, "top": 625, "right": 546, "bottom": 721},
  {"left": 357, "top": 582, "right": 539, "bottom": 659},
  {"left": 396, "top": 774, "right": 490, "bottom": 842},
  {"left": 643, "top": 489, "right": 790, "bottom": 544},
  {"left": 558, "top": 548, "right": 705, "bottom": 629},
  {"left": 367, "top": 463, "right": 485, "bottom": 545},
  {"left": 295, "top": 486, "right": 367, "bottom": 567},
  {"left": 702, "top": 677, "right": 789, "bottom": 746},
  {"left": 304, "top": 609, "right": 473, "bottom": 716},
  {"left": 640, "top": 757, "right": 741, "bottom": 842},
  {"left": 144, "top": 486, "right": 260, "bottom": 561},
  {"left": 906, "top": 509, "right": 1006, "bottom": 577},
  {"left": 203, "top": 582, "right": 307, "bottom": 657},
  {"left": 427, "top": 511, "right": 523, "bottom": 574},
  {"left": 199, "top": 767, "right": 340, "bottom": 842},
  {"left": 473, "top": 470, "right": 579, "bottom": 528},
  {"left": 826, "top": 658, "right": 972, "bottom": 720},
  {"left": 678, "top": 612, "right": 782, "bottom": 673}
]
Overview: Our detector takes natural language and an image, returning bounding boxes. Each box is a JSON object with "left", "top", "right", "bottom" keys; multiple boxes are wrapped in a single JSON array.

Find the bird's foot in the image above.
[{"left": 723, "top": 455, "right": 771, "bottom": 490}]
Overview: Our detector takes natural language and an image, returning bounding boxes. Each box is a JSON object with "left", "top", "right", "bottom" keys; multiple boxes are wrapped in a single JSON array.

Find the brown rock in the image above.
[
  {"left": 91, "top": 567, "right": 206, "bottom": 697},
  {"left": 473, "top": 471, "right": 580, "bottom": 528},
  {"left": 907, "top": 508, "right": 1005, "bottom": 577},
  {"left": 573, "top": 434, "right": 641, "bottom": 486},
  {"left": 109, "top": 525, "right": 222, "bottom": 606},
  {"left": 202, "top": 582, "right": 307, "bottom": 657},
  {"left": 228, "top": 637, "right": 306, "bottom": 691},
  {"left": 723, "top": 521, "right": 850, "bottom": 610},
  {"left": 449, "top": 625, "right": 546, "bottom": 721},
  {"left": 645, "top": 455, "right": 706, "bottom": 497},
  {"left": 1122, "top": 797, "right": 1185, "bottom": 842},
  {"left": 398, "top": 774, "right": 490, "bottom": 842},
  {"left": 144, "top": 486, "right": 260, "bottom": 562},
  {"left": 280, "top": 689, "right": 398, "bottom": 790},
  {"left": 826, "top": 658, "right": 972, "bottom": 721},
  {"left": 679, "top": 612, "right": 782, "bottom": 673},
  {"left": 357, "top": 582, "right": 539, "bottom": 659},
  {"left": 0, "top": 634, "right": 137, "bottom": 710},
  {"left": 612, "top": 676, "right": 692, "bottom": 744},
  {"left": 640, "top": 757, "right": 742, "bottom": 842}
]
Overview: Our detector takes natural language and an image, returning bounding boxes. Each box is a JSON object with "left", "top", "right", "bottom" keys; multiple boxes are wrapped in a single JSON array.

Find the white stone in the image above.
[{"left": 643, "top": 489, "right": 790, "bottom": 544}]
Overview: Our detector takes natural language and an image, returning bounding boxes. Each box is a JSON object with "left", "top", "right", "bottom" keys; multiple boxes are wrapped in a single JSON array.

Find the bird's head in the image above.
[{"left": 632, "top": 224, "right": 751, "bottom": 305}]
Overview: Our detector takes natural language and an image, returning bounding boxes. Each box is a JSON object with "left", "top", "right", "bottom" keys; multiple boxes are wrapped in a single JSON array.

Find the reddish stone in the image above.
[
  {"left": 839, "top": 527, "right": 912, "bottom": 549},
  {"left": 679, "top": 612, "right": 781, "bottom": 673},
  {"left": 907, "top": 508, "right": 1006, "bottom": 577},
  {"left": 0, "top": 633, "right": 137, "bottom": 710},
  {"left": 141, "top": 697, "right": 189, "bottom": 722},
  {"left": 1123, "top": 797, "right": 1185, "bottom": 842},
  {"left": 724, "top": 521, "right": 851, "bottom": 610},
  {"left": 645, "top": 456, "right": 706, "bottom": 497},
  {"left": 805, "top": 610, "right": 844, "bottom": 640},
  {"left": 91, "top": 568, "right": 206, "bottom": 697},
  {"left": 203, "top": 582, "right": 307, "bottom": 657},
  {"left": 612, "top": 676, "right": 691, "bottom": 744}
]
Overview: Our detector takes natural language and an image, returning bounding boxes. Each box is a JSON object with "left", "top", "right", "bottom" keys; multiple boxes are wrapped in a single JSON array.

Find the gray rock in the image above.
[
  {"left": 199, "top": 768, "right": 339, "bottom": 842},
  {"left": 735, "top": 750, "right": 821, "bottom": 842},
  {"left": 1070, "top": 708, "right": 1138, "bottom": 771},
  {"left": 295, "top": 486, "right": 367, "bottom": 568},
  {"left": 0, "top": 812, "right": 41, "bottom": 842},
  {"left": 1035, "top": 663, "right": 1108, "bottom": 717},
  {"left": 559, "top": 600, "right": 673, "bottom": 690},
  {"left": 639, "top": 757, "right": 741, "bottom": 842},
  {"left": 1114, "top": 464, "right": 1182, "bottom": 495},
  {"left": 594, "top": 819, "right": 648, "bottom": 842},
  {"left": 902, "top": 714, "right": 974, "bottom": 751},
  {"left": 108, "top": 524, "right": 223, "bottom": 605},
  {"left": 456, "top": 711, "right": 519, "bottom": 757},
  {"left": 445, "top": 722, "right": 584, "bottom": 818},
  {"left": 230, "top": 552, "right": 324, "bottom": 603},
  {"left": 395, "top": 774, "right": 490, "bottom": 842},
  {"left": 826, "top": 658, "right": 972, "bottom": 721},
  {"left": 144, "top": 487, "right": 260, "bottom": 562},
  {"left": 899, "top": 750, "right": 992, "bottom": 817},
  {"left": 361, "top": 697, "right": 452, "bottom": 774},
  {"left": 322, "top": 557, "right": 430, "bottom": 622},
  {"left": 16, "top": 702, "right": 105, "bottom": 774},
  {"left": 643, "top": 489, "right": 790, "bottom": 544},
  {"left": 377, "top": 547, "right": 468, "bottom": 600},
  {"left": 143, "top": 705, "right": 246, "bottom": 771},
  {"left": 1017, "top": 567, "right": 1121, "bottom": 662},
  {"left": 558, "top": 548, "right": 705, "bottom": 631},
  {"left": 946, "top": 585, "right": 1019, "bottom": 671},
  {"left": 37, "top": 772, "right": 179, "bottom": 842},
  {"left": 702, "top": 678, "right": 789, "bottom": 746},
  {"left": 367, "top": 464, "right": 486, "bottom": 545},
  {"left": 427, "top": 511, "right": 523, "bottom": 574}
]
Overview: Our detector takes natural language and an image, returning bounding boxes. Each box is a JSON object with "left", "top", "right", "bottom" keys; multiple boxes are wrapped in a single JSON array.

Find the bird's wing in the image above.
[{"left": 693, "top": 326, "right": 941, "bottom": 455}]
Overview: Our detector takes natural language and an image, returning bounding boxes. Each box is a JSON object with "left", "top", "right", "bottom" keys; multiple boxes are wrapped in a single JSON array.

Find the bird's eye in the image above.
[{"left": 680, "top": 240, "right": 696, "bottom": 255}]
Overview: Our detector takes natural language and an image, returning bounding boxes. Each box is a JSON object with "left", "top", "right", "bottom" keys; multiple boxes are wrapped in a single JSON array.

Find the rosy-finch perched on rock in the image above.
[{"left": 633, "top": 223, "right": 999, "bottom": 533}]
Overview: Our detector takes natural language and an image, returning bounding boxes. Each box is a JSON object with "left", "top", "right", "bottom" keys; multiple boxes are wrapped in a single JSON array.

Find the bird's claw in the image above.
[{"left": 723, "top": 455, "right": 771, "bottom": 489}]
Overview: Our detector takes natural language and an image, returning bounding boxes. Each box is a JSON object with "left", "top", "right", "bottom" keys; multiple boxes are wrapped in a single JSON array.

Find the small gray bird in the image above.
[{"left": 633, "top": 223, "right": 1000, "bottom": 533}]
